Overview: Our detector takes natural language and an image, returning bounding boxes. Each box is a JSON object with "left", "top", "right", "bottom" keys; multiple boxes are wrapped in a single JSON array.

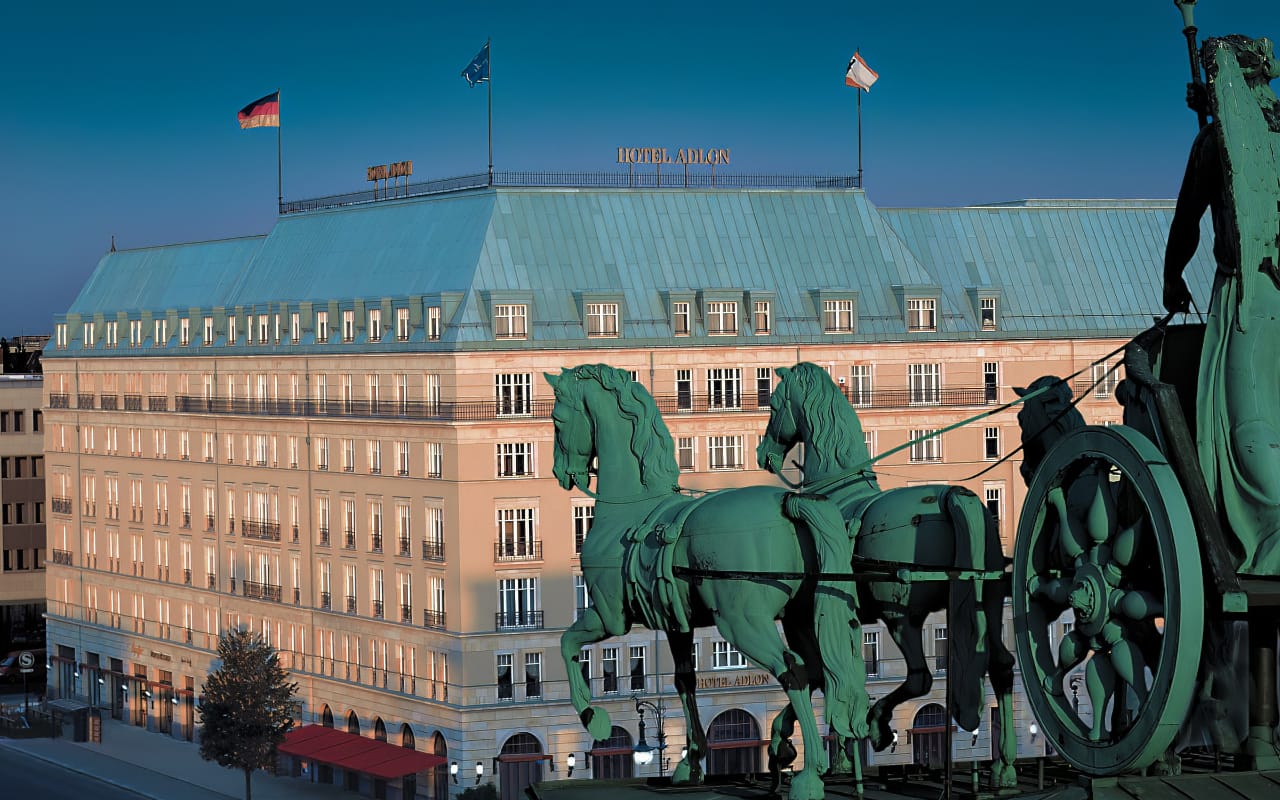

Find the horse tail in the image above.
[
  {"left": 782, "top": 492, "right": 866, "bottom": 739},
  {"left": 943, "top": 486, "right": 989, "bottom": 733}
]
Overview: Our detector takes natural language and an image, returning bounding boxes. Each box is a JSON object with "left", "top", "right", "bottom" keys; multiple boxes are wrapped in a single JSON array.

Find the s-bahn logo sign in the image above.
[{"left": 617, "top": 147, "right": 731, "bottom": 166}]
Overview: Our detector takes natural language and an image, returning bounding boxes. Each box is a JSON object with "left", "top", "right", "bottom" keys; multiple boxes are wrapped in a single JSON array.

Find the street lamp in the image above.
[
  {"left": 632, "top": 697, "right": 668, "bottom": 777},
  {"left": 566, "top": 752, "right": 576, "bottom": 778}
]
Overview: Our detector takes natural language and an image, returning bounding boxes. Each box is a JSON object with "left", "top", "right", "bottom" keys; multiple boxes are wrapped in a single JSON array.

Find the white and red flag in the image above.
[{"left": 845, "top": 52, "right": 879, "bottom": 91}]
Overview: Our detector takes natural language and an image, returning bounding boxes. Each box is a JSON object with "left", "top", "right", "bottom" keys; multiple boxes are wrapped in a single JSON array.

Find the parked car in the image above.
[{"left": 0, "top": 649, "right": 46, "bottom": 684}]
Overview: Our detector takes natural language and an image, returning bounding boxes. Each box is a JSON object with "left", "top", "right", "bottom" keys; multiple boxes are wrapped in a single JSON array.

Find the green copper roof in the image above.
[{"left": 53, "top": 187, "right": 1217, "bottom": 356}]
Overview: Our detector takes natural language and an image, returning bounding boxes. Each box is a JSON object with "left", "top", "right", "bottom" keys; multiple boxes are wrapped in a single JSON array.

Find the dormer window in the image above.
[
  {"left": 83, "top": 322, "right": 96, "bottom": 348},
  {"left": 257, "top": 314, "right": 269, "bottom": 343},
  {"left": 395, "top": 308, "right": 410, "bottom": 341},
  {"left": 316, "top": 311, "right": 329, "bottom": 342},
  {"left": 342, "top": 310, "right": 355, "bottom": 342},
  {"left": 672, "top": 302, "right": 691, "bottom": 336},
  {"left": 226, "top": 317, "right": 237, "bottom": 345},
  {"left": 130, "top": 319, "right": 143, "bottom": 347},
  {"left": 585, "top": 303, "right": 619, "bottom": 338},
  {"left": 368, "top": 308, "right": 382, "bottom": 342},
  {"left": 427, "top": 307, "right": 442, "bottom": 340},
  {"left": 106, "top": 321, "right": 118, "bottom": 348},
  {"left": 980, "top": 297, "right": 997, "bottom": 330},
  {"left": 823, "top": 300, "right": 855, "bottom": 334},
  {"left": 753, "top": 301, "right": 771, "bottom": 335},
  {"left": 706, "top": 301, "right": 737, "bottom": 335},
  {"left": 179, "top": 318, "right": 190, "bottom": 346},
  {"left": 494, "top": 304, "right": 528, "bottom": 340},
  {"left": 55, "top": 323, "right": 68, "bottom": 349},
  {"left": 907, "top": 298, "right": 937, "bottom": 332}
]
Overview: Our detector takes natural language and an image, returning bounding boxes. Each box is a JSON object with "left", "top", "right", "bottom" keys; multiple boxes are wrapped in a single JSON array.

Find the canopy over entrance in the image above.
[{"left": 280, "top": 724, "right": 445, "bottom": 779}]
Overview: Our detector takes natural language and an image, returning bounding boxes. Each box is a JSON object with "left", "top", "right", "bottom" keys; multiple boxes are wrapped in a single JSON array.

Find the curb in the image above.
[{"left": 0, "top": 736, "right": 238, "bottom": 800}]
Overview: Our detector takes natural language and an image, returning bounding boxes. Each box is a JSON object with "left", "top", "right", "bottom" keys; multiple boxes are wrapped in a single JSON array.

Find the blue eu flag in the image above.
[{"left": 461, "top": 42, "right": 490, "bottom": 87}]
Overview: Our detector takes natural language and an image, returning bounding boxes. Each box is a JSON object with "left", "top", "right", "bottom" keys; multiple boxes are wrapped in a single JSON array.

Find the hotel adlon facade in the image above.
[{"left": 41, "top": 180, "right": 1214, "bottom": 798}]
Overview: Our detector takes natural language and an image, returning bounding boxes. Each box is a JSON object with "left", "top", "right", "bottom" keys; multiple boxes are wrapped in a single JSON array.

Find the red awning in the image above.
[{"left": 280, "top": 725, "right": 446, "bottom": 780}]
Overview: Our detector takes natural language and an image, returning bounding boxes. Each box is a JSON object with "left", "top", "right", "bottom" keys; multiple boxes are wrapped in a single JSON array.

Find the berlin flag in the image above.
[
  {"left": 238, "top": 91, "right": 280, "bottom": 129},
  {"left": 845, "top": 52, "right": 879, "bottom": 91}
]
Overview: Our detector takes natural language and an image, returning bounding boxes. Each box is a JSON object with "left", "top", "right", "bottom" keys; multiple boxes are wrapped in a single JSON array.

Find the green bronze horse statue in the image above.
[
  {"left": 548, "top": 364, "right": 859, "bottom": 800},
  {"left": 758, "top": 362, "right": 1018, "bottom": 788}
]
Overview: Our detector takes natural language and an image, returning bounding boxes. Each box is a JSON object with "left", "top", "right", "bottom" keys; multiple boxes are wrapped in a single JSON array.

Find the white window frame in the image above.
[
  {"left": 707, "top": 435, "right": 744, "bottom": 471},
  {"left": 585, "top": 302, "right": 619, "bottom": 338},
  {"left": 908, "top": 363, "right": 941, "bottom": 405},
  {"left": 823, "top": 299, "right": 855, "bottom": 333},
  {"left": 907, "top": 298, "right": 937, "bottom": 332},
  {"left": 705, "top": 301, "right": 737, "bottom": 335},
  {"left": 672, "top": 301, "right": 690, "bottom": 336},
  {"left": 753, "top": 300, "right": 771, "bottom": 335},
  {"left": 909, "top": 429, "right": 943, "bottom": 463},
  {"left": 493, "top": 304, "right": 528, "bottom": 340}
]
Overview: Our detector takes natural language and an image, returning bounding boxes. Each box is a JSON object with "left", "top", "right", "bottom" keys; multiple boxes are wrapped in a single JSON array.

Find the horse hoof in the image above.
[
  {"left": 992, "top": 763, "right": 1017, "bottom": 789},
  {"left": 868, "top": 719, "right": 892, "bottom": 752},
  {"left": 787, "top": 769, "right": 825, "bottom": 800},
  {"left": 581, "top": 706, "right": 613, "bottom": 741}
]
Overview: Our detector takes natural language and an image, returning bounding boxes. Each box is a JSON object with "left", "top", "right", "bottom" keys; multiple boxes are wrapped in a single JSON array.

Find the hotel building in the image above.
[{"left": 41, "top": 179, "right": 1213, "bottom": 799}]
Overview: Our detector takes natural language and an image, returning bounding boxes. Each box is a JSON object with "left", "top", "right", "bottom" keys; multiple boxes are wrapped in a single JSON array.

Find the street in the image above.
[{"left": 0, "top": 744, "right": 145, "bottom": 799}]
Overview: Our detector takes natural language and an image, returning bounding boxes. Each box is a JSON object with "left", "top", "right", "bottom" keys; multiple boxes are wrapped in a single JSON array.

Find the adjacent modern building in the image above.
[
  {"left": 41, "top": 178, "right": 1215, "bottom": 800},
  {"left": 1, "top": 336, "right": 47, "bottom": 662}
]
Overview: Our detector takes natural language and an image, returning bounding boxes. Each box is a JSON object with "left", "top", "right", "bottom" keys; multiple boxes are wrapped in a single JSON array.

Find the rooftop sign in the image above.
[{"left": 617, "top": 147, "right": 731, "bottom": 166}]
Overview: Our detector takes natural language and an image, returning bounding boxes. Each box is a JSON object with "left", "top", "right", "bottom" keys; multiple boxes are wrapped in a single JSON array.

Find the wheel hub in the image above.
[{"left": 1069, "top": 562, "right": 1111, "bottom": 636}]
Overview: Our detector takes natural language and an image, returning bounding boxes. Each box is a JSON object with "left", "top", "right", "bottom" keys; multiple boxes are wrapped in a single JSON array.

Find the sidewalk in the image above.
[{"left": 0, "top": 716, "right": 350, "bottom": 800}]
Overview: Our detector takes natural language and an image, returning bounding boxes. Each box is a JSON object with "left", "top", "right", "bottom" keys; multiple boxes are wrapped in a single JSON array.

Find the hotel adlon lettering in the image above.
[{"left": 617, "top": 147, "right": 731, "bottom": 166}]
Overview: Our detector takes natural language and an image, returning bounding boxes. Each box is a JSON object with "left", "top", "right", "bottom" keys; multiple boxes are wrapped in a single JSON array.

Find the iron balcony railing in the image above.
[
  {"left": 50, "top": 393, "right": 70, "bottom": 408},
  {"left": 423, "top": 609, "right": 446, "bottom": 630},
  {"left": 372, "top": 600, "right": 384, "bottom": 619},
  {"left": 100, "top": 394, "right": 119, "bottom": 410},
  {"left": 182, "top": 568, "right": 192, "bottom": 586},
  {"left": 495, "top": 610, "right": 543, "bottom": 630},
  {"left": 400, "top": 604, "right": 412, "bottom": 623},
  {"left": 207, "top": 572, "right": 217, "bottom": 589},
  {"left": 318, "top": 526, "right": 330, "bottom": 546},
  {"left": 52, "top": 549, "right": 73, "bottom": 566},
  {"left": 124, "top": 394, "right": 142, "bottom": 411},
  {"left": 243, "top": 580, "right": 283, "bottom": 602},
  {"left": 370, "top": 534, "right": 383, "bottom": 553},
  {"left": 345, "top": 594, "right": 357, "bottom": 613},
  {"left": 398, "top": 537, "right": 412, "bottom": 557},
  {"left": 279, "top": 171, "right": 862, "bottom": 215},
  {"left": 319, "top": 591, "right": 331, "bottom": 610},
  {"left": 205, "top": 514, "right": 215, "bottom": 531},
  {"left": 52, "top": 496, "right": 72, "bottom": 515},
  {"left": 78, "top": 393, "right": 95, "bottom": 409},
  {"left": 241, "top": 520, "right": 281, "bottom": 542},
  {"left": 495, "top": 539, "right": 542, "bottom": 562},
  {"left": 421, "top": 539, "right": 445, "bottom": 562},
  {"left": 344, "top": 531, "right": 356, "bottom": 549},
  {"left": 147, "top": 395, "right": 168, "bottom": 411}
]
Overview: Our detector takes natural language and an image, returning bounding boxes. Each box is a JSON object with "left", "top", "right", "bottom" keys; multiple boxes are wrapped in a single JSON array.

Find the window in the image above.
[
  {"left": 497, "top": 577, "right": 539, "bottom": 628},
  {"left": 706, "top": 301, "right": 737, "bottom": 335},
  {"left": 984, "top": 427, "right": 1000, "bottom": 460},
  {"left": 676, "top": 437, "right": 694, "bottom": 470},
  {"left": 851, "top": 364, "right": 873, "bottom": 406},
  {"left": 153, "top": 318, "right": 168, "bottom": 346},
  {"left": 980, "top": 297, "right": 998, "bottom": 330},
  {"left": 130, "top": 319, "right": 143, "bottom": 347},
  {"left": 497, "top": 654, "right": 514, "bottom": 700},
  {"left": 985, "top": 486, "right": 1004, "bottom": 533},
  {"left": 574, "top": 574, "right": 590, "bottom": 619},
  {"left": 368, "top": 440, "right": 382, "bottom": 474},
  {"left": 495, "top": 373, "right": 533, "bottom": 416},
  {"left": 864, "top": 630, "right": 880, "bottom": 676},
  {"left": 934, "top": 626, "right": 948, "bottom": 671},
  {"left": 493, "top": 304, "right": 527, "bottom": 339},
  {"left": 984, "top": 362, "right": 999, "bottom": 403},
  {"left": 202, "top": 317, "right": 213, "bottom": 346},
  {"left": 256, "top": 314, "right": 268, "bottom": 344},
  {"left": 707, "top": 368, "right": 741, "bottom": 410},
  {"left": 907, "top": 298, "right": 937, "bottom": 332},
  {"left": 368, "top": 308, "right": 382, "bottom": 342},
  {"left": 573, "top": 504, "right": 594, "bottom": 554},
  {"left": 316, "top": 437, "right": 329, "bottom": 471},
  {"left": 341, "top": 439, "right": 354, "bottom": 472},
  {"left": 396, "top": 441, "right": 410, "bottom": 476},
  {"left": 602, "top": 647, "right": 619, "bottom": 693},
  {"left": 425, "top": 506, "right": 445, "bottom": 561},
  {"left": 497, "top": 442, "right": 534, "bottom": 477},
  {"left": 106, "top": 321, "right": 118, "bottom": 348},
  {"left": 525, "top": 653, "right": 542, "bottom": 699},
  {"left": 395, "top": 308, "right": 409, "bottom": 341},
  {"left": 753, "top": 300, "right": 771, "bottom": 335},
  {"left": 316, "top": 310, "right": 329, "bottom": 342},
  {"left": 225, "top": 316, "right": 236, "bottom": 346},
  {"left": 908, "top": 363, "right": 941, "bottom": 405},
  {"left": 755, "top": 367, "right": 772, "bottom": 408},
  {"left": 56, "top": 323, "right": 67, "bottom": 349},
  {"left": 707, "top": 435, "right": 744, "bottom": 470},
  {"left": 676, "top": 369, "right": 693, "bottom": 411},
  {"left": 496, "top": 508, "right": 537, "bottom": 560},
  {"left": 288, "top": 312, "right": 300, "bottom": 344},
  {"left": 578, "top": 648, "right": 592, "bottom": 685},
  {"left": 178, "top": 318, "right": 189, "bottom": 346},
  {"left": 629, "top": 646, "right": 646, "bottom": 691},
  {"left": 713, "top": 641, "right": 749, "bottom": 669},
  {"left": 672, "top": 301, "right": 690, "bottom": 336},
  {"left": 342, "top": 310, "right": 355, "bottom": 342},
  {"left": 426, "top": 442, "right": 443, "bottom": 478},
  {"left": 1093, "top": 362, "right": 1120, "bottom": 397},
  {"left": 823, "top": 299, "right": 855, "bottom": 333},
  {"left": 427, "top": 306, "right": 441, "bottom": 340},
  {"left": 585, "top": 303, "right": 619, "bottom": 337},
  {"left": 83, "top": 321, "right": 96, "bottom": 348},
  {"left": 909, "top": 429, "right": 942, "bottom": 463}
]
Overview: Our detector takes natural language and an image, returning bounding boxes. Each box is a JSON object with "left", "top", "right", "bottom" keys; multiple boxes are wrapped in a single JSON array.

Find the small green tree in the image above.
[{"left": 198, "top": 627, "right": 299, "bottom": 800}]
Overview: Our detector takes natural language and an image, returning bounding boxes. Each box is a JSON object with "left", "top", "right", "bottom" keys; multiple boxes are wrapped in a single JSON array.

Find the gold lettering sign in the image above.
[
  {"left": 388, "top": 160, "right": 413, "bottom": 179},
  {"left": 695, "top": 672, "right": 769, "bottom": 690},
  {"left": 367, "top": 164, "right": 389, "bottom": 181},
  {"left": 617, "top": 147, "right": 730, "bottom": 166}
]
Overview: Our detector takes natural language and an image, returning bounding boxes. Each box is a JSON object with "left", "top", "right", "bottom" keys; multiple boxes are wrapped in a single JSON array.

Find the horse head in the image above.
[
  {"left": 758, "top": 365, "right": 801, "bottom": 473},
  {"left": 547, "top": 367, "right": 595, "bottom": 492},
  {"left": 1013, "top": 376, "right": 1085, "bottom": 486}
]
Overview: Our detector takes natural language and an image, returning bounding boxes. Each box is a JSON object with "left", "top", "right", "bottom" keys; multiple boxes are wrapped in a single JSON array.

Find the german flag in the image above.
[{"left": 237, "top": 91, "right": 280, "bottom": 129}]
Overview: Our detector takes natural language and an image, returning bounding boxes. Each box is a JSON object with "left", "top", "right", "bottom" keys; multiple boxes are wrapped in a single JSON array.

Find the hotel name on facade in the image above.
[{"left": 617, "top": 147, "right": 731, "bottom": 166}]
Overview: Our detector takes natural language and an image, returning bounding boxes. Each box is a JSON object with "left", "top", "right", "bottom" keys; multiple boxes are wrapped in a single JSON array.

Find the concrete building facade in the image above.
[{"left": 41, "top": 184, "right": 1214, "bottom": 798}]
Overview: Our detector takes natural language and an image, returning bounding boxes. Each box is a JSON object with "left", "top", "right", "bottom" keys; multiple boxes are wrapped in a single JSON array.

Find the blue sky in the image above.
[{"left": 1, "top": 1, "right": 1274, "bottom": 335}]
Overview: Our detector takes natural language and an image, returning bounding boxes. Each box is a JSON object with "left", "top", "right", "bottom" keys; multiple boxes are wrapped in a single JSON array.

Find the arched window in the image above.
[
  {"left": 706, "top": 709, "right": 761, "bottom": 776},
  {"left": 499, "top": 733, "right": 543, "bottom": 800},
  {"left": 374, "top": 717, "right": 387, "bottom": 742},
  {"left": 911, "top": 703, "right": 949, "bottom": 771},
  {"left": 401, "top": 724, "right": 415, "bottom": 749},
  {"left": 321, "top": 705, "right": 333, "bottom": 728},
  {"left": 346, "top": 710, "right": 360, "bottom": 735},
  {"left": 430, "top": 733, "right": 448, "bottom": 800},
  {"left": 589, "top": 725, "right": 634, "bottom": 780}
]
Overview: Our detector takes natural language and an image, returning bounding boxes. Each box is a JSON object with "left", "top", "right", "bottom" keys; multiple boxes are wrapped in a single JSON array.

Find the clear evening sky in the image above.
[{"left": 1, "top": 1, "right": 1274, "bottom": 335}]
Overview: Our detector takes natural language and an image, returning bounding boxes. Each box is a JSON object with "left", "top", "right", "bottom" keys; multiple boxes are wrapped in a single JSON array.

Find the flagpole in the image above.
[
  {"left": 277, "top": 87, "right": 284, "bottom": 212},
  {"left": 487, "top": 37, "right": 493, "bottom": 185},
  {"left": 857, "top": 86, "right": 863, "bottom": 188}
]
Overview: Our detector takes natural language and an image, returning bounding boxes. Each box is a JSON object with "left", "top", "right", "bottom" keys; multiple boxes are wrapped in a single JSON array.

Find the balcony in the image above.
[
  {"left": 123, "top": 394, "right": 142, "bottom": 411},
  {"left": 318, "top": 526, "right": 330, "bottom": 546},
  {"left": 344, "top": 531, "right": 356, "bottom": 550},
  {"left": 495, "top": 610, "right": 543, "bottom": 630},
  {"left": 157, "top": 565, "right": 169, "bottom": 582},
  {"left": 78, "top": 393, "right": 96, "bottom": 410},
  {"left": 370, "top": 534, "right": 383, "bottom": 554},
  {"left": 182, "top": 568, "right": 192, "bottom": 586},
  {"left": 293, "top": 587, "right": 301, "bottom": 604},
  {"left": 372, "top": 600, "right": 384, "bottom": 619},
  {"left": 207, "top": 572, "right": 217, "bottom": 590},
  {"left": 319, "top": 591, "right": 331, "bottom": 610},
  {"left": 51, "top": 549, "right": 73, "bottom": 566},
  {"left": 205, "top": 514, "right": 215, "bottom": 531},
  {"left": 345, "top": 595, "right": 357, "bottom": 614},
  {"left": 147, "top": 395, "right": 168, "bottom": 411},
  {"left": 397, "top": 537, "right": 412, "bottom": 557},
  {"left": 100, "top": 394, "right": 119, "bottom": 410},
  {"left": 51, "top": 496, "right": 72, "bottom": 515},
  {"left": 495, "top": 539, "right": 542, "bottom": 562},
  {"left": 421, "top": 539, "right": 445, "bottom": 562},
  {"left": 181, "top": 511, "right": 191, "bottom": 529},
  {"left": 400, "top": 604, "right": 412, "bottom": 623},
  {"left": 292, "top": 524, "right": 299, "bottom": 543},
  {"left": 423, "top": 609, "right": 446, "bottom": 630},
  {"left": 242, "top": 520, "right": 281, "bottom": 542},
  {"left": 243, "top": 580, "right": 283, "bottom": 602},
  {"left": 50, "top": 393, "right": 70, "bottom": 408}
]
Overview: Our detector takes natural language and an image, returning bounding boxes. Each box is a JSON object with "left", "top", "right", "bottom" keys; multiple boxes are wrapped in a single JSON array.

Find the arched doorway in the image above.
[
  {"left": 707, "top": 709, "right": 761, "bottom": 776},
  {"left": 345, "top": 711, "right": 362, "bottom": 791},
  {"left": 321, "top": 705, "right": 334, "bottom": 727},
  {"left": 498, "top": 732, "right": 543, "bottom": 800},
  {"left": 911, "top": 703, "right": 948, "bottom": 771},
  {"left": 430, "top": 732, "right": 448, "bottom": 800},
  {"left": 318, "top": 705, "right": 335, "bottom": 783},
  {"left": 372, "top": 718, "right": 388, "bottom": 798},
  {"left": 589, "top": 725, "right": 634, "bottom": 779},
  {"left": 399, "top": 725, "right": 417, "bottom": 800}
]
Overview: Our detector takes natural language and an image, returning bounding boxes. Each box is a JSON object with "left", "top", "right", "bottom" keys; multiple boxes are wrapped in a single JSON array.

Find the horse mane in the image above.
[
  {"left": 571, "top": 364, "right": 680, "bottom": 490},
  {"left": 788, "top": 362, "right": 870, "bottom": 471}
]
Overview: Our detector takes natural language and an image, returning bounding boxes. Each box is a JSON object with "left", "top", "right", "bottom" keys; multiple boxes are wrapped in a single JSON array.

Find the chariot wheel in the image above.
[{"left": 1013, "top": 424, "right": 1203, "bottom": 776}]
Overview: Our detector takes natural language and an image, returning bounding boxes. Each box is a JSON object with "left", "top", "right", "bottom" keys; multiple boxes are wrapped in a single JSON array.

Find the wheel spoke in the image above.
[
  {"left": 1113, "top": 589, "right": 1163, "bottom": 621},
  {"left": 1110, "top": 519, "right": 1141, "bottom": 568},
  {"left": 1085, "top": 471, "right": 1117, "bottom": 547}
]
